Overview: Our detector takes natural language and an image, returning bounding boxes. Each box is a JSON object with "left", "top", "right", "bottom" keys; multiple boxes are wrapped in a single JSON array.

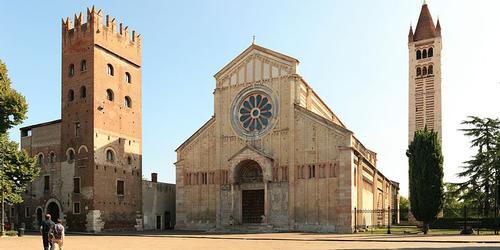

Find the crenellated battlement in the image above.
[{"left": 62, "top": 6, "right": 141, "bottom": 47}]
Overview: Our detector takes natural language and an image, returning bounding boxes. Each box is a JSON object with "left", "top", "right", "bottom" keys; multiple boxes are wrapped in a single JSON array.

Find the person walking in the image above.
[
  {"left": 50, "top": 218, "right": 65, "bottom": 250},
  {"left": 40, "top": 214, "right": 55, "bottom": 250}
]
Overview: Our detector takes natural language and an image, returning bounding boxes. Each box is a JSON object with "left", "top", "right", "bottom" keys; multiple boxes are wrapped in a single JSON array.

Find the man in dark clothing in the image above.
[{"left": 40, "top": 214, "right": 55, "bottom": 250}]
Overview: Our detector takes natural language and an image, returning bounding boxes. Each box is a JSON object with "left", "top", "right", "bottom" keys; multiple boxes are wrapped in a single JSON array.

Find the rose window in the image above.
[{"left": 238, "top": 94, "right": 273, "bottom": 132}]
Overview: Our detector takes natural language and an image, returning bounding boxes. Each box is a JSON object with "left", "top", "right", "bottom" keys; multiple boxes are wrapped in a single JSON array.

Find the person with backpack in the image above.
[
  {"left": 50, "top": 218, "right": 65, "bottom": 250},
  {"left": 40, "top": 214, "right": 55, "bottom": 250}
]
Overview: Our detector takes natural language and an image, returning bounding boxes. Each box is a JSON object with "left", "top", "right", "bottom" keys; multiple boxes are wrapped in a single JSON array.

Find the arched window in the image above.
[
  {"left": 80, "top": 60, "right": 87, "bottom": 72},
  {"left": 67, "top": 149, "right": 75, "bottom": 162},
  {"left": 80, "top": 86, "right": 86, "bottom": 98},
  {"left": 124, "top": 96, "right": 132, "bottom": 108},
  {"left": 422, "top": 49, "right": 427, "bottom": 59},
  {"left": 37, "top": 153, "right": 44, "bottom": 166},
  {"left": 125, "top": 72, "right": 131, "bottom": 84},
  {"left": 49, "top": 152, "right": 56, "bottom": 163},
  {"left": 69, "top": 64, "right": 75, "bottom": 76},
  {"left": 416, "top": 67, "right": 421, "bottom": 76},
  {"left": 422, "top": 66, "right": 427, "bottom": 76},
  {"left": 416, "top": 50, "right": 422, "bottom": 60},
  {"left": 106, "top": 89, "right": 114, "bottom": 101},
  {"left": 68, "top": 89, "right": 74, "bottom": 102},
  {"left": 106, "top": 149, "right": 114, "bottom": 162},
  {"left": 428, "top": 47, "right": 433, "bottom": 57},
  {"left": 107, "top": 64, "right": 114, "bottom": 76},
  {"left": 428, "top": 65, "right": 434, "bottom": 75}
]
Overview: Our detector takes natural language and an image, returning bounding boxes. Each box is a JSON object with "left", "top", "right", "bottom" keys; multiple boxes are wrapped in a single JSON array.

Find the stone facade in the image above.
[
  {"left": 142, "top": 173, "right": 176, "bottom": 230},
  {"left": 175, "top": 44, "right": 399, "bottom": 233},
  {"left": 17, "top": 7, "right": 143, "bottom": 232}
]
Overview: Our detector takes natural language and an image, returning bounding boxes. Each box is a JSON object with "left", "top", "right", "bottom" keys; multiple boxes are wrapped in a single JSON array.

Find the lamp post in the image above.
[{"left": 1, "top": 162, "right": 5, "bottom": 237}]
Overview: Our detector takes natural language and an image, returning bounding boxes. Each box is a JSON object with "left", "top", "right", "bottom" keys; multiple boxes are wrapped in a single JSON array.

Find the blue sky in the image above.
[{"left": 1, "top": 0, "right": 499, "bottom": 196}]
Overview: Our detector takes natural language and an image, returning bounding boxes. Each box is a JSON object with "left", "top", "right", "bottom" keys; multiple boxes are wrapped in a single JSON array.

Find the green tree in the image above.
[
  {"left": 0, "top": 60, "right": 28, "bottom": 134},
  {"left": 0, "top": 60, "right": 37, "bottom": 234},
  {"left": 399, "top": 196, "right": 409, "bottom": 221},
  {"left": 407, "top": 127, "right": 444, "bottom": 234},
  {"left": 457, "top": 116, "right": 500, "bottom": 216}
]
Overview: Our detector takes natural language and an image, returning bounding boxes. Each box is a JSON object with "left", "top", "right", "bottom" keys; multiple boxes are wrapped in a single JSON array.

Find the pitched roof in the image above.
[{"left": 412, "top": 4, "right": 438, "bottom": 41}]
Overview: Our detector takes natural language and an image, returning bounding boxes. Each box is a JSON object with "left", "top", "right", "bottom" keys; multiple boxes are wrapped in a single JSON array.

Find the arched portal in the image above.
[
  {"left": 236, "top": 160, "right": 265, "bottom": 224},
  {"left": 46, "top": 202, "right": 60, "bottom": 221}
]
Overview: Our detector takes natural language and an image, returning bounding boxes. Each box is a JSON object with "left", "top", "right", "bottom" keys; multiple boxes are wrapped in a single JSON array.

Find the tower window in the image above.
[
  {"left": 428, "top": 65, "right": 434, "bottom": 75},
  {"left": 68, "top": 89, "right": 74, "bottom": 102},
  {"left": 106, "top": 149, "right": 114, "bottom": 162},
  {"left": 125, "top": 72, "right": 131, "bottom": 83},
  {"left": 75, "top": 122, "right": 81, "bottom": 137},
  {"left": 37, "top": 153, "right": 44, "bottom": 166},
  {"left": 416, "top": 67, "right": 421, "bottom": 76},
  {"left": 107, "top": 64, "right": 114, "bottom": 76},
  {"left": 49, "top": 152, "right": 56, "bottom": 163},
  {"left": 127, "top": 156, "right": 132, "bottom": 165},
  {"left": 117, "top": 180, "right": 125, "bottom": 196},
  {"left": 428, "top": 47, "right": 433, "bottom": 57},
  {"left": 80, "top": 60, "right": 87, "bottom": 72},
  {"left": 422, "top": 49, "right": 427, "bottom": 59},
  {"left": 124, "top": 96, "right": 132, "bottom": 108},
  {"left": 106, "top": 89, "right": 114, "bottom": 101},
  {"left": 69, "top": 64, "right": 75, "bottom": 76},
  {"left": 73, "top": 177, "right": 81, "bottom": 194},
  {"left": 80, "top": 86, "right": 86, "bottom": 98},
  {"left": 67, "top": 148, "right": 75, "bottom": 162},
  {"left": 422, "top": 66, "right": 427, "bottom": 76},
  {"left": 416, "top": 50, "right": 422, "bottom": 60}
]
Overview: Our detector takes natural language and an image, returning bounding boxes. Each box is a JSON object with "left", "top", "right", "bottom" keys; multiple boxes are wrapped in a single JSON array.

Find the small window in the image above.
[
  {"left": 75, "top": 122, "right": 80, "bottom": 137},
  {"left": 69, "top": 64, "right": 75, "bottom": 76},
  {"left": 416, "top": 67, "right": 421, "bottom": 76},
  {"left": 106, "top": 149, "right": 114, "bottom": 162},
  {"left": 25, "top": 207, "right": 30, "bottom": 218},
  {"left": 68, "top": 89, "right": 74, "bottom": 102},
  {"left": 117, "top": 180, "right": 124, "bottom": 196},
  {"left": 127, "top": 156, "right": 132, "bottom": 165},
  {"left": 80, "top": 86, "right": 86, "bottom": 98},
  {"left": 308, "top": 165, "right": 316, "bottom": 179},
  {"left": 422, "top": 49, "right": 427, "bottom": 59},
  {"left": 73, "top": 177, "right": 81, "bottom": 193},
  {"left": 107, "top": 64, "right": 114, "bottom": 76},
  {"left": 49, "top": 152, "right": 56, "bottom": 163},
  {"left": 106, "top": 89, "right": 114, "bottom": 101},
  {"left": 416, "top": 50, "right": 422, "bottom": 60},
  {"left": 428, "top": 47, "right": 433, "bottom": 57},
  {"left": 125, "top": 72, "right": 131, "bottom": 83},
  {"left": 428, "top": 65, "right": 434, "bottom": 75},
  {"left": 73, "top": 202, "right": 81, "bottom": 214},
  {"left": 37, "top": 153, "right": 44, "bottom": 166},
  {"left": 124, "top": 96, "right": 132, "bottom": 108},
  {"left": 354, "top": 168, "right": 357, "bottom": 186},
  {"left": 44, "top": 175, "right": 50, "bottom": 191},
  {"left": 422, "top": 67, "right": 427, "bottom": 76},
  {"left": 67, "top": 149, "right": 75, "bottom": 162},
  {"left": 80, "top": 60, "right": 87, "bottom": 72}
]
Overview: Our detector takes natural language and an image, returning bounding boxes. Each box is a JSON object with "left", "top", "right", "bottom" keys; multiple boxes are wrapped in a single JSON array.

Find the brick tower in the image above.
[
  {"left": 408, "top": 2, "right": 442, "bottom": 144},
  {"left": 61, "top": 7, "right": 142, "bottom": 231}
]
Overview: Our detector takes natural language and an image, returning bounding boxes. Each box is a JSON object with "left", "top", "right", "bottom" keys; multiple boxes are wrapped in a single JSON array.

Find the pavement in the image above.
[{"left": 1, "top": 231, "right": 500, "bottom": 249}]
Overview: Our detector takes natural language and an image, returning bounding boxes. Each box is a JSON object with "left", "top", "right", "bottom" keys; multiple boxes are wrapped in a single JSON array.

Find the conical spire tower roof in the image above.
[{"left": 412, "top": 3, "right": 439, "bottom": 41}]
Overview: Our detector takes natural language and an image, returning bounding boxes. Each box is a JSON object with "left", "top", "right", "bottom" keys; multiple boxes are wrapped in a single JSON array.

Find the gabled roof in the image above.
[
  {"left": 19, "top": 119, "right": 62, "bottom": 131},
  {"left": 412, "top": 3, "right": 439, "bottom": 41},
  {"left": 214, "top": 43, "right": 299, "bottom": 79},
  {"left": 227, "top": 144, "right": 274, "bottom": 162},
  {"left": 175, "top": 117, "right": 215, "bottom": 152}
]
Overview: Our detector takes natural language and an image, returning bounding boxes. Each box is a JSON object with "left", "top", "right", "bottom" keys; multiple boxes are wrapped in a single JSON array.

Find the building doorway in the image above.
[
  {"left": 156, "top": 215, "right": 161, "bottom": 230},
  {"left": 242, "top": 189, "right": 264, "bottom": 223},
  {"left": 46, "top": 202, "right": 60, "bottom": 221},
  {"left": 164, "top": 212, "right": 171, "bottom": 230},
  {"left": 36, "top": 208, "right": 43, "bottom": 226},
  {"left": 236, "top": 160, "right": 265, "bottom": 224}
]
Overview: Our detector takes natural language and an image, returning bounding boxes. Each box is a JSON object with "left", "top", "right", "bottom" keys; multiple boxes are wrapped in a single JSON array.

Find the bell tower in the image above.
[
  {"left": 408, "top": 2, "right": 442, "bottom": 144},
  {"left": 61, "top": 7, "right": 142, "bottom": 231}
]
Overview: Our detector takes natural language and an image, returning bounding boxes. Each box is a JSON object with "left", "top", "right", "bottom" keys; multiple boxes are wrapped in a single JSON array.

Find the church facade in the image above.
[{"left": 175, "top": 44, "right": 399, "bottom": 232}]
